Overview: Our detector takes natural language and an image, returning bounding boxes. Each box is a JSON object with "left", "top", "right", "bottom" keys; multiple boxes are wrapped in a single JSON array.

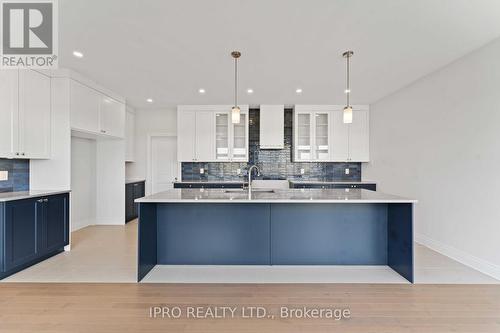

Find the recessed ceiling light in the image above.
[
  {"left": 146, "top": 98, "right": 153, "bottom": 103},
  {"left": 72, "top": 50, "right": 84, "bottom": 58},
  {"left": 295, "top": 88, "right": 303, "bottom": 94},
  {"left": 198, "top": 88, "right": 206, "bottom": 94},
  {"left": 247, "top": 88, "right": 254, "bottom": 94}
]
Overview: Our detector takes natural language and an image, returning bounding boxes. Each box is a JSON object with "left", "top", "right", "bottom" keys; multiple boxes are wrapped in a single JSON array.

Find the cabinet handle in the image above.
[
  {"left": 101, "top": 130, "right": 106, "bottom": 133},
  {"left": 44, "top": 198, "right": 49, "bottom": 202},
  {"left": 21, "top": 153, "right": 25, "bottom": 156},
  {"left": 37, "top": 199, "right": 44, "bottom": 203},
  {"left": 15, "top": 152, "right": 19, "bottom": 156}
]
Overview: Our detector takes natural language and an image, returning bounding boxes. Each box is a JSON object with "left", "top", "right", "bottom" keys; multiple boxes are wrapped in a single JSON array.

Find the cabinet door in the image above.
[
  {"left": 99, "top": 96, "right": 125, "bottom": 138},
  {"left": 314, "top": 112, "right": 330, "bottom": 161},
  {"left": 349, "top": 110, "right": 370, "bottom": 162},
  {"left": 231, "top": 111, "right": 248, "bottom": 161},
  {"left": 331, "top": 111, "right": 349, "bottom": 161},
  {"left": 125, "top": 111, "right": 135, "bottom": 161},
  {"left": 44, "top": 194, "right": 69, "bottom": 253},
  {"left": 125, "top": 184, "right": 134, "bottom": 221},
  {"left": 18, "top": 70, "right": 51, "bottom": 159},
  {"left": 4, "top": 199, "right": 41, "bottom": 271},
  {"left": 132, "top": 182, "right": 145, "bottom": 218},
  {"left": 0, "top": 70, "right": 19, "bottom": 158},
  {"left": 195, "top": 111, "right": 215, "bottom": 161},
  {"left": 215, "top": 112, "right": 230, "bottom": 160},
  {"left": 294, "top": 112, "right": 313, "bottom": 161},
  {"left": 177, "top": 110, "right": 196, "bottom": 161},
  {"left": 70, "top": 80, "right": 100, "bottom": 133}
]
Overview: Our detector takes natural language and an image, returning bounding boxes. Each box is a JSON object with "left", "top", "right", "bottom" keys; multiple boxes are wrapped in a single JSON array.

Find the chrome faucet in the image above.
[{"left": 247, "top": 165, "right": 261, "bottom": 193}]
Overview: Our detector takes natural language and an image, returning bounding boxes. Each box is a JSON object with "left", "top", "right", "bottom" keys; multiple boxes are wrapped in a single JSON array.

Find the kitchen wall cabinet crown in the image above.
[
  {"left": 177, "top": 105, "right": 249, "bottom": 162},
  {"left": 293, "top": 105, "right": 369, "bottom": 162},
  {"left": 0, "top": 69, "right": 51, "bottom": 159},
  {"left": 70, "top": 79, "right": 125, "bottom": 139}
]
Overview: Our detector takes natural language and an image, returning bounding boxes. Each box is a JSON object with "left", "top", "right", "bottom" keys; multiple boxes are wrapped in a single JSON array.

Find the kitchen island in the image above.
[{"left": 136, "top": 188, "right": 416, "bottom": 282}]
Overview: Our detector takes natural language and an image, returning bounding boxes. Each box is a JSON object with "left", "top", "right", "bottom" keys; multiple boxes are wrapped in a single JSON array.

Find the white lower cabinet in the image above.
[
  {"left": 177, "top": 105, "right": 249, "bottom": 162},
  {"left": 70, "top": 79, "right": 125, "bottom": 139},
  {"left": 0, "top": 69, "right": 51, "bottom": 159},
  {"left": 294, "top": 105, "right": 369, "bottom": 162}
]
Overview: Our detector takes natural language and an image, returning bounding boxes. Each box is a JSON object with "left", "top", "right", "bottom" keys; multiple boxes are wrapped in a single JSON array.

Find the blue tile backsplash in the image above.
[
  {"left": 0, "top": 159, "right": 29, "bottom": 193},
  {"left": 181, "top": 108, "right": 362, "bottom": 182}
]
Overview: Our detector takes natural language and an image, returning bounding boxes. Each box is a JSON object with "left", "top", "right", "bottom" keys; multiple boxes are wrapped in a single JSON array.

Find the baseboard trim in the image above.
[{"left": 416, "top": 233, "right": 500, "bottom": 281}]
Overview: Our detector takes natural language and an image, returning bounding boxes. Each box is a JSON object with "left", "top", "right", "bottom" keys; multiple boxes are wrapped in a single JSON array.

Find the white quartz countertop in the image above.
[
  {"left": 0, "top": 190, "right": 71, "bottom": 202},
  {"left": 136, "top": 188, "right": 416, "bottom": 204},
  {"left": 289, "top": 180, "right": 377, "bottom": 184},
  {"left": 126, "top": 178, "right": 146, "bottom": 184}
]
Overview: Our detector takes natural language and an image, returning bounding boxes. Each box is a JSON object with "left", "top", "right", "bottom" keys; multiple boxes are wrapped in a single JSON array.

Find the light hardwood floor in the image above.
[{"left": 0, "top": 283, "right": 499, "bottom": 332}]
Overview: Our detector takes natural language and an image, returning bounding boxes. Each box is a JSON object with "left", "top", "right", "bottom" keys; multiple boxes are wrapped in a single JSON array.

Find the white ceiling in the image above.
[{"left": 59, "top": 0, "right": 500, "bottom": 109}]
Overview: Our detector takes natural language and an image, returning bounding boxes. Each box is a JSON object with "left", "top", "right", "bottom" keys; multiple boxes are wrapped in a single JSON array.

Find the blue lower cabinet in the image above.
[
  {"left": 0, "top": 193, "right": 69, "bottom": 279},
  {"left": 125, "top": 181, "right": 145, "bottom": 222}
]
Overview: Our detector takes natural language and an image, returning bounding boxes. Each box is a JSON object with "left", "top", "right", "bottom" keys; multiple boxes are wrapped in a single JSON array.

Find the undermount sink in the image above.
[{"left": 224, "top": 189, "right": 275, "bottom": 193}]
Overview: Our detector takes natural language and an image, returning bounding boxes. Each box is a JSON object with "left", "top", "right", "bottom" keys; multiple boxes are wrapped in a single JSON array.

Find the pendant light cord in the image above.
[
  {"left": 234, "top": 57, "right": 238, "bottom": 107},
  {"left": 346, "top": 54, "right": 350, "bottom": 107}
]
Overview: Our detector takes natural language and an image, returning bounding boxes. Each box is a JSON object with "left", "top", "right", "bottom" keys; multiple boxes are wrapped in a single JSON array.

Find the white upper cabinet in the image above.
[
  {"left": 348, "top": 109, "right": 369, "bottom": 162},
  {"left": 70, "top": 80, "right": 100, "bottom": 133},
  {"left": 125, "top": 108, "right": 135, "bottom": 162},
  {"left": 177, "top": 105, "right": 249, "bottom": 162},
  {"left": 195, "top": 111, "right": 216, "bottom": 161},
  {"left": 294, "top": 105, "right": 369, "bottom": 162},
  {"left": 177, "top": 109, "right": 196, "bottom": 162},
  {"left": 331, "top": 111, "right": 349, "bottom": 161},
  {"left": 99, "top": 96, "right": 125, "bottom": 137},
  {"left": 0, "top": 70, "right": 19, "bottom": 159},
  {"left": 70, "top": 79, "right": 125, "bottom": 139},
  {"left": 18, "top": 70, "right": 51, "bottom": 159},
  {"left": 0, "top": 69, "right": 51, "bottom": 159}
]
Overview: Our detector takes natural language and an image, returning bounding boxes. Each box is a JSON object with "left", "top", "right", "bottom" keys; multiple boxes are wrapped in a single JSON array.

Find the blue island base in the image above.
[{"left": 138, "top": 203, "right": 413, "bottom": 283}]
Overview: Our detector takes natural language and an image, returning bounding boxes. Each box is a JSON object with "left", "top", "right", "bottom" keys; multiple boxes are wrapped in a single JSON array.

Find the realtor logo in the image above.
[{"left": 1, "top": 0, "right": 58, "bottom": 68}]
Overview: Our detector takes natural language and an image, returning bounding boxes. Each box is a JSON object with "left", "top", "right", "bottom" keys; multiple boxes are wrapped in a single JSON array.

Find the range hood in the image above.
[{"left": 259, "top": 105, "right": 284, "bottom": 149}]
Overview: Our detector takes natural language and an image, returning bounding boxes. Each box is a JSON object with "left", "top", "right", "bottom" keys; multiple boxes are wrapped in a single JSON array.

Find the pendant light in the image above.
[
  {"left": 343, "top": 50, "right": 354, "bottom": 124},
  {"left": 231, "top": 51, "right": 241, "bottom": 124}
]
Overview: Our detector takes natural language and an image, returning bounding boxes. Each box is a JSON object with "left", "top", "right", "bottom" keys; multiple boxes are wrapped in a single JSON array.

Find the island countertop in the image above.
[{"left": 136, "top": 188, "right": 416, "bottom": 204}]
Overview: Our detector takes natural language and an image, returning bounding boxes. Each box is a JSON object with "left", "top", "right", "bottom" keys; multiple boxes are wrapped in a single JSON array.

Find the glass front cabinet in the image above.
[
  {"left": 293, "top": 105, "right": 370, "bottom": 162},
  {"left": 293, "top": 106, "right": 331, "bottom": 162}
]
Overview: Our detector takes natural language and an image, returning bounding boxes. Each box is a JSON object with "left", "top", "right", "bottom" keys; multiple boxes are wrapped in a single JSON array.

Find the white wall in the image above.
[
  {"left": 364, "top": 37, "right": 500, "bottom": 279},
  {"left": 126, "top": 108, "right": 177, "bottom": 194},
  {"left": 70, "top": 137, "right": 96, "bottom": 231},
  {"left": 96, "top": 139, "right": 125, "bottom": 225}
]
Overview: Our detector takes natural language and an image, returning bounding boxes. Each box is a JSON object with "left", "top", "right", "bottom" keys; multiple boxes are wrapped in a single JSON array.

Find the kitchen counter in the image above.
[
  {"left": 0, "top": 190, "right": 71, "bottom": 202},
  {"left": 136, "top": 188, "right": 415, "bottom": 203},
  {"left": 126, "top": 178, "right": 145, "bottom": 184},
  {"left": 289, "top": 180, "right": 377, "bottom": 185}
]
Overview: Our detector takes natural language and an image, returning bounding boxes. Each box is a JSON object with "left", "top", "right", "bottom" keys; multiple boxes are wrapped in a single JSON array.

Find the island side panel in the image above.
[
  {"left": 270, "top": 203, "right": 388, "bottom": 265},
  {"left": 156, "top": 203, "right": 271, "bottom": 265},
  {"left": 137, "top": 203, "right": 158, "bottom": 282},
  {"left": 387, "top": 203, "right": 414, "bottom": 283}
]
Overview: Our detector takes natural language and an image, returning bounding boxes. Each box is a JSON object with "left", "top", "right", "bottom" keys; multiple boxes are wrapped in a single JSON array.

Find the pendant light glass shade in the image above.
[
  {"left": 343, "top": 106, "right": 353, "bottom": 124},
  {"left": 343, "top": 50, "right": 354, "bottom": 124},
  {"left": 232, "top": 106, "right": 241, "bottom": 124}
]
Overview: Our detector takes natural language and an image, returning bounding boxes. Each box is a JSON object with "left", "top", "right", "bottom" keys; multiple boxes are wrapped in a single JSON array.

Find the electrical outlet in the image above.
[
  {"left": 0, "top": 171, "right": 8, "bottom": 181},
  {"left": 300, "top": 168, "right": 305, "bottom": 175},
  {"left": 236, "top": 168, "right": 241, "bottom": 175},
  {"left": 199, "top": 168, "right": 204, "bottom": 174},
  {"left": 345, "top": 168, "right": 350, "bottom": 175}
]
